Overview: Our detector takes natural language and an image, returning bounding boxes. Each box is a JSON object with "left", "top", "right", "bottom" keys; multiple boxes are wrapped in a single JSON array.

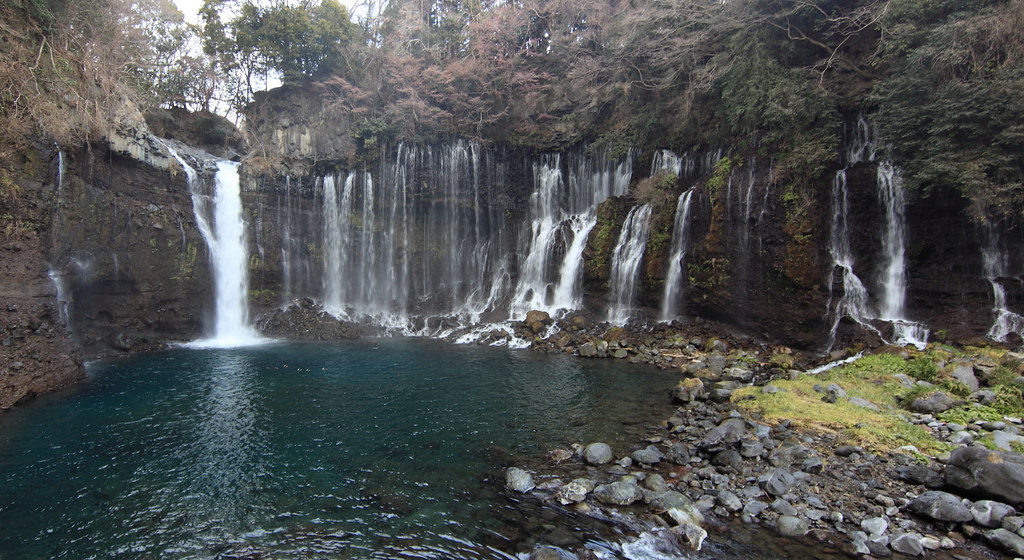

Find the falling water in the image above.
[
  {"left": 660, "top": 190, "right": 694, "bottom": 321},
  {"left": 982, "top": 228, "right": 1024, "bottom": 342},
  {"left": 317, "top": 142, "right": 509, "bottom": 331},
  {"left": 47, "top": 268, "right": 71, "bottom": 329},
  {"left": 824, "top": 170, "right": 881, "bottom": 350},
  {"left": 166, "top": 145, "right": 260, "bottom": 346},
  {"left": 651, "top": 149, "right": 684, "bottom": 176},
  {"left": 607, "top": 204, "right": 653, "bottom": 326},
  {"left": 875, "top": 162, "right": 928, "bottom": 348},
  {"left": 511, "top": 150, "right": 634, "bottom": 318}
]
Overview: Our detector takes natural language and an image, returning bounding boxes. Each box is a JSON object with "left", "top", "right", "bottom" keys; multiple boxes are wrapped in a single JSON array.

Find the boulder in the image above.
[
  {"left": 644, "top": 473, "right": 669, "bottom": 493},
  {"left": 776, "top": 515, "right": 809, "bottom": 537},
  {"left": 506, "top": 467, "right": 535, "bottom": 493},
  {"left": 584, "top": 442, "right": 614, "bottom": 465},
  {"left": 670, "top": 377, "right": 705, "bottom": 403},
  {"left": 759, "top": 468, "right": 797, "bottom": 497},
  {"left": 983, "top": 528, "right": 1024, "bottom": 556},
  {"left": 908, "top": 391, "right": 960, "bottom": 414},
  {"left": 631, "top": 444, "right": 664, "bottom": 465},
  {"left": 950, "top": 364, "right": 980, "bottom": 392},
  {"left": 946, "top": 446, "right": 1024, "bottom": 506},
  {"left": 909, "top": 490, "right": 972, "bottom": 522},
  {"left": 594, "top": 480, "right": 643, "bottom": 506},
  {"left": 970, "top": 500, "right": 1016, "bottom": 527},
  {"left": 890, "top": 533, "right": 925, "bottom": 556},
  {"left": 665, "top": 442, "right": 691, "bottom": 465}
]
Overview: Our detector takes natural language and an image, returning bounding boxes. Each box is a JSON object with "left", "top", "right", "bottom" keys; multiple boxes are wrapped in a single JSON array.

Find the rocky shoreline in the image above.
[{"left": 490, "top": 313, "right": 1024, "bottom": 560}]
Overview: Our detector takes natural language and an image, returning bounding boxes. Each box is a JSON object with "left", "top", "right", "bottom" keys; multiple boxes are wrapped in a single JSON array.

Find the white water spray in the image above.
[
  {"left": 660, "top": 189, "right": 694, "bottom": 321},
  {"left": 983, "top": 228, "right": 1024, "bottom": 342},
  {"left": 607, "top": 204, "right": 653, "bottom": 325}
]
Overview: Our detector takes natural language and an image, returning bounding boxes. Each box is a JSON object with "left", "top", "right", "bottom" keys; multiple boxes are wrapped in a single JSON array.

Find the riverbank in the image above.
[{"left": 496, "top": 315, "right": 1024, "bottom": 559}]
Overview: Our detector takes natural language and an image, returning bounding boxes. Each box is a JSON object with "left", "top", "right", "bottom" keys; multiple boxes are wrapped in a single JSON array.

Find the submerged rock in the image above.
[{"left": 593, "top": 480, "right": 643, "bottom": 506}]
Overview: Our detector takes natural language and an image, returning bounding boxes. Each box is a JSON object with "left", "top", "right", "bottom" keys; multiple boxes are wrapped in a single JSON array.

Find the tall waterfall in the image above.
[
  {"left": 660, "top": 190, "right": 694, "bottom": 321},
  {"left": 511, "top": 150, "right": 634, "bottom": 318},
  {"left": 983, "top": 228, "right": 1024, "bottom": 342},
  {"left": 607, "top": 204, "right": 653, "bottom": 326},
  {"left": 167, "top": 145, "right": 260, "bottom": 346},
  {"left": 875, "top": 163, "right": 928, "bottom": 347}
]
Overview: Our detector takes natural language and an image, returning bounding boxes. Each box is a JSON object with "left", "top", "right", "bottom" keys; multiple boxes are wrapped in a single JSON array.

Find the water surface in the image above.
[{"left": 0, "top": 339, "right": 681, "bottom": 559}]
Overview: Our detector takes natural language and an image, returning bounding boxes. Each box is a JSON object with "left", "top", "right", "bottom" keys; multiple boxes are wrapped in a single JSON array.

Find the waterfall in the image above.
[
  {"left": 511, "top": 150, "right": 634, "bottom": 318},
  {"left": 316, "top": 141, "right": 509, "bottom": 331},
  {"left": 47, "top": 268, "right": 71, "bottom": 329},
  {"left": 167, "top": 145, "right": 260, "bottom": 346},
  {"left": 651, "top": 149, "right": 684, "bottom": 176},
  {"left": 660, "top": 189, "right": 694, "bottom": 321},
  {"left": 824, "top": 116, "right": 927, "bottom": 350},
  {"left": 875, "top": 162, "right": 928, "bottom": 348},
  {"left": 983, "top": 228, "right": 1024, "bottom": 342},
  {"left": 607, "top": 204, "right": 653, "bottom": 326},
  {"left": 824, "top": 170, "right": 881, "bottom": 349}
]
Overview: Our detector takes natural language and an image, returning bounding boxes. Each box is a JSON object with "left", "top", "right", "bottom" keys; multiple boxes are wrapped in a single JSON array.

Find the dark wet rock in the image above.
[
  {"left": 776, "top": 515, "right": 809, "bottom": 537},
  {"left": 908, "top": 391, "right": 960, "bottom": 414},
  {"left": 801, "top": 455, "right": 824, "bottom": 474},
  {"left": 739, "top": 439, "right": 764, "bottom": 458},
  {"left": 584, "top": 443, "right": 614, "bottom": 465},
  {"left": 256, "top": 299, "right": 368, "bottom": 340},
  {"left": 699, "top": 417, "right": 747, "bottom": 449},
  {"left": 506, "top": 467, "right": 535, "bottom": 493},
  {"left": 835, "top": 445, "right": 863, "bottom": 457},
  {"left": 578, "top": 342, "right": 599, "bottom": 358},
  {"left": 771, "top": 498, "right": 798, "bottom": 517},
  {"left": 946, "top": 446, "right": 1024, "bottom": 506},
  {"left": 631, "top": 445, "right": 664, "bottom": 465},
  {"left": 909, "top": 490, "right": 972, "bottom": 522},
  {"left": 983, "top": 528, "right": 1024, "bottom": 556},
  {"left": 711, "top": 449, "right": 744, "bottom": 469},
  {"left": 665, "top": 442, "right": 691, "bottom": 465},
  {"left": 708, "top": 381, "right": 741, "bottom": 403},
  {"left": 970, "top": 500, "right": 1016, "bottom": 527},
  {"left": 594, "top": 480, "right": 643, "bottom": 506}
]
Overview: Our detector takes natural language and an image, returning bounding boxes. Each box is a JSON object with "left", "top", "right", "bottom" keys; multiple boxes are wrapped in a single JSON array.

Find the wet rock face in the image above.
[{"left": 255, "top": 298, "right": 368, "bottom": 340}]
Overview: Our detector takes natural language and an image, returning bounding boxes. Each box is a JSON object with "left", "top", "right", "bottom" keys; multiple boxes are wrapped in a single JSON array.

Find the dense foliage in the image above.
[{"left": 2, "top": 0, "right": 1022, "bottom": 217}]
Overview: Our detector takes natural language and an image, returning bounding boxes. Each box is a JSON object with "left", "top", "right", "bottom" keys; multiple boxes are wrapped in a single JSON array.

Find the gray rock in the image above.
[
  {"left": 908, "top": 391, "right": 960, "bottom": 414},
  {"left": 971, "top": 500, "right": 1016, "bottom": 527},
  {"left": 1003, "top": 515, "right": 1024, "bottom": 532},
  {"left": 594, "top": 480, "right": 643, "bottom": 506},
  {"left": 584, "top": 442, "right": 614, "bottom": 465},
  {"left": 654, "top": 522, "right": 707, "bottom": 552},
  {"left": 506, "top": 467, "right": 535, "bottom": 493},
  {"left": 851, "top": 532, "right": 871, "bottom": 555},
  {"left": 762, "top": 384, "right": 783, "bottom": 394},
  {"left": 709, "top": 381, "right": 741, "bottom": 403},
  {"left": 711, "top": 449, "right": 744, "bottom": 469},
  {"left": 742, "top": 500, "right": 767, "bottom": 518},
  {"left": 909, "top": 490, "right": 973, "bottom": 522},
  {"left": 631, "top": 444, "right": 664, "bottom": 465},
  {"left": 665, "top": 442, "right": 691, "bottom": 465},
  {"left": 739, "top": 439, "right": 765, "bottom": 458},
  {"left": 893, "top": 373, "right": 916, "bottom": 388},
  {"left": 862, "top": 516, "right": 888, "bottom": 536},
  {"left": 726, "top": 367, "right": 753, "bottom": 383},
  {"left": 557, "top": 478, "right": 595, "bottom": 504},
  {"left": 984, "top": 528, "right": 1024, "bottom": 556},
  {"left": 849, "top": 396, "right": 882, "bottom": 412},
  {"left": 700, "top": 418, "right": 747, "bottom": 449},
  {"left": 951, "top": 365, "right": 979, "bottom": 392},
  {"left": 717, "top": 490, "right": 742, "bottom": 512},
  {"left": 707, "top": 353, "right": 728, "bottom": 373},
  {"left": 578, "top": 342, "right": 598, "bottom": 358},
  {"left": 946, "top": 446, "right": 1024, "bottom": 506},
  {"left": 771, "top": 498, "right": 798, "bottom": 517},
  {"left": 824, "top": 383, "right": 847, "bottom": 398},
  {"left": 644, "top": 473, "right": 669, "bottom": 493},
  {"left": 949, "top": 431, "right": 974, "bottom": 445},
  {"left": 759, "top": 468, "right": 797, "bottom": 496},
  {"left": 992, "top": 430, "right": 1024, "bottom": 452},
  {"left": 776, "top": 515, "right": 809, "bottom": 537},
  {"left": 528, "top": 546, "right": 576, "bottom": 560},
  {"left": 890, "top": 533, "right": 925, "bottom": 556},
  {"left": 801, "top": 455, "right": 824, "bottom": 474}
]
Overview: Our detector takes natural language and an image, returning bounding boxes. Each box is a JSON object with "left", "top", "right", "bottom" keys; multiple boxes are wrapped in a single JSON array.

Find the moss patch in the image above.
[{"left": 733, "top": 353, "right": 951, "bottom": 455}]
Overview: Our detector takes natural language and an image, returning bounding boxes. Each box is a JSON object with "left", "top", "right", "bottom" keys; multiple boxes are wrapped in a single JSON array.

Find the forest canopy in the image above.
[{"left": 1, "top": 0, "right": 1022, "bottom": 218}]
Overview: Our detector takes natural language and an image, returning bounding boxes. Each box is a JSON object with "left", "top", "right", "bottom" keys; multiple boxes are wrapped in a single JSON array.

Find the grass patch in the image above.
[
  {"left": 733, "top": 353, "right": 950, "bottom": 455},
  {"left": 939, "top": 404, "right": 1005, "bottom": 425}
]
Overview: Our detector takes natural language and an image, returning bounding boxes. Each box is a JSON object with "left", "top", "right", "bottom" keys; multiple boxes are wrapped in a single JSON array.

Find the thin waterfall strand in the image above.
[
  {"left": 660, "top": 189, "right": 694, "bottom": 321},
  {"left": 607, "top": 204, "right": 653, "bottom": 325}
]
